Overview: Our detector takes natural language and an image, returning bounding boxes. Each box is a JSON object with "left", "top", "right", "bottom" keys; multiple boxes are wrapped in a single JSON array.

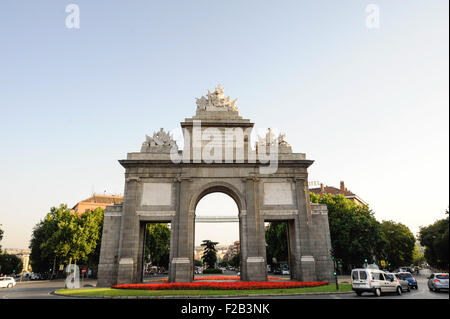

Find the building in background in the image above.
[
  {"left": 222, "top": 241, "right": 240, "bottom": 263},
  {"left": 71, "top": 194, "right": 123, "bottom": 215},
  {"left": 310, "top": 181, "right": 368, "bottom": 206}
]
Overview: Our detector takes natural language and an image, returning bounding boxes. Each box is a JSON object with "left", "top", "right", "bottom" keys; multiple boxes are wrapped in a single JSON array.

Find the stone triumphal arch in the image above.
[{"left": 97, "top": 85, "right": 334, "bottom": 286}]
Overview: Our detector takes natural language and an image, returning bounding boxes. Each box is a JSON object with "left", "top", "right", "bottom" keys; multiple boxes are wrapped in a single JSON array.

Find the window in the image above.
[
  {"left": 359, "top": 271, "right": 367, "bottom": 280},
  {"left": 372, "top": 272, "right": 380, "bottom": 281},
  {"left": 352, "top": 271, "right": 359, "bottom": 280},
  {"left": 379, "top": 273, "right": 386, "bottom": 281},
  {"left": 436, "top": 274, "right": 448, "bottom": 279}
]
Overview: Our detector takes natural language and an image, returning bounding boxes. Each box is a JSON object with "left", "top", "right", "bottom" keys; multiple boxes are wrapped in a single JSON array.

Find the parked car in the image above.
[
  {"left": 388, "top": 273, "right": 410, "bottom": 292},
  {"left": 351, "top": 268, "right": 403, "bottom": 297},
  {"left": 0, "top": 277, "right": 16, "bottom": 289},
  {"left": 30, "top": 273, "right": 43, "bottom": 280},
  {"left": 396, "top": 272, "right": 418, "bottom": 289},
  {"left": 427, "top": 273, "right": 449, "bottom": 292}
]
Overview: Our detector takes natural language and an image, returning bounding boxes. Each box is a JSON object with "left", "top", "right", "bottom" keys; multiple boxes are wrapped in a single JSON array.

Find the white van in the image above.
[{"left": 351, "top": 268, "right": 403, "bottom": 297}]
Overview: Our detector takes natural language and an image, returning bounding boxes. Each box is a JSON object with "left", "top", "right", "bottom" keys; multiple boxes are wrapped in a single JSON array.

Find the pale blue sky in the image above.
[{"left": 0, "top": 1, "right": 448, "bottom": 248}]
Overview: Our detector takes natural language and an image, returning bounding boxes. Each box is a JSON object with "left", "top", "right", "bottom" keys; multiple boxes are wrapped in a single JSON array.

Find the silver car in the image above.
[
  {"left": 427, "top": 273, "right": 449, "bottom": 292},
  {"left": 388, "top": 273, "right": 410, "bottom": 292}
]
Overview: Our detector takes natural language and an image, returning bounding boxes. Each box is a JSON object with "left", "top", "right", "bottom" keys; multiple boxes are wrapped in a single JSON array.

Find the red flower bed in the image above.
[
  {"left": 112, "top": 281, "right": 328, "bottom": 290},
  {"left": 195, "top": 276, "right": 288, "bottom": 281},
  {"left": 147, "top": 276, "right": 288, "bottom": 282}
]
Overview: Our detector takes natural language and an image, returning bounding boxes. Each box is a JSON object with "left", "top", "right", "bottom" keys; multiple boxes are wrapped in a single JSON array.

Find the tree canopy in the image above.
[
  {"left": 29, "top": 204, "right": 104, "bottom": 272},
  {"left": 0, "top": 254, "right": 22, "bottom": 275},
  {"left": 265, "top": 222, "right": 288, "bottom": 267},
  {"left": 144, "top": 223, "right": 170, "bottom": 268},
  {"left": 419, "top": 211, "right": 449, "bottom": 270},
  {"left": 0, "top": 224, "right": 3, "bottom": 252},
  {"left": 310, "top": 193, "right": 387, "bottom": 270},
  {"left": 379, "top": 220, "right": 415, "bottom": 268}
]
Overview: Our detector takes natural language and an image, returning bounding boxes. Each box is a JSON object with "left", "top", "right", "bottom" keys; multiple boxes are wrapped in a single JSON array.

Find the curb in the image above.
[{"left": 51, "top": 290, "right": 354, "bottom": 299}]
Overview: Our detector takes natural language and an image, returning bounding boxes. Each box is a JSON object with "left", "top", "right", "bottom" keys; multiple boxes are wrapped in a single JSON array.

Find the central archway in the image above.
[
  {"left": 189, "top": 182, "right": 246, "bottom": 281},
  {"left": 194, "top": 192, "right": 240, "bottom": 279}
]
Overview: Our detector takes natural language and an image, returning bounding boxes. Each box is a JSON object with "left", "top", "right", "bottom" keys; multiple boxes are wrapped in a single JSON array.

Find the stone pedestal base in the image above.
[
  {"left": 300, "top": 256, "right": 316, "bottom": 281},
  {"left": 244, "top": 257, "right": 267, "bottom": 281},
  {"left": 97, "top": 263, "right": 117, "bottom": 287},
  {"left": 169, "top": 258, "right": 192, "bottom": 283},
  {"left": 117, "top": 258, "right": 134, "bottom": 285}
]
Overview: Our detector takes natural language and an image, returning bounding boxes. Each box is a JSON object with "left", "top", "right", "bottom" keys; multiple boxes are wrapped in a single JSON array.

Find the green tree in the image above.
[
  {"left": 419, "top": 211, "right": 449, "bottom": 269},
  {"left": 201, "top": 240, "right": 218, "bottom": 269},
  {"left": 379, "top": 220, "right": 415, "bottom": 268},
  {"left": 45, "top": 205, "right": 103, "bottom": 265},
  {"left": 265, "top": 222, "right": 288, "bottom": 267},
  {"left": 310, "top": 193, "right": 387, "bottom": 271},
  {"left": 229, "top": 253, "right": 240, "bottom": 268},
  {"left": 0, "top": 254, "right": 23, "bottom": 275},
  {"left": 29, "top": 220, "right": 57, "bottom": 273},
  {"left": 29, "top": 205, "right": 104, "bottom": 272},
  {"left": 0, "top": 224, "right": 3, "bottom": 253},
  {"left": 144, "top": 223, "right": 170, "bottom": 268},
  {"left": 86, "top": 209, "right": 105, "bottom": 270},
  {"left": 412, "top": 244, "right": 425, "bottom": 266}
]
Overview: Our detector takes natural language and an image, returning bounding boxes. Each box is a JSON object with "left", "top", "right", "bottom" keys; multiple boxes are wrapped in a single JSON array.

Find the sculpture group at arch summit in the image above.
[{"left": 97, "top": 85, "right": 334, "bottom": 286}]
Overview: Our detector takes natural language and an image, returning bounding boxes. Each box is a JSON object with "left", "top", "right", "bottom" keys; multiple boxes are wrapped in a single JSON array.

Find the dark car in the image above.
[{"left": 396, "top": 272, "right": 418, "bottom": 289}]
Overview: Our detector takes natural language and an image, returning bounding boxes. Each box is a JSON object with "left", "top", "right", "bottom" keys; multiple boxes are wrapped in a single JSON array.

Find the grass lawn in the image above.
[{"left": 55, "top": 283, "right": 352, "bottom": 297}]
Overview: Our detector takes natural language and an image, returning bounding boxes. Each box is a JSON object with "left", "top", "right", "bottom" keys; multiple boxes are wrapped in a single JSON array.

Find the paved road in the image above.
[
  {"left": 242, "top": 275, "right": 449, "bottom": 299},
  {"left": 0, "top": 275, "right": 447, "bottom": 299},
  {"left": 0, "top": 279, "right": 96, "bottom": 299}
]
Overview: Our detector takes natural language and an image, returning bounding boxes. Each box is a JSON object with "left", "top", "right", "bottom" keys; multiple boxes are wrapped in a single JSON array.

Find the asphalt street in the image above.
[
  {"left": 0, "top": 274, "right": 447, "bottom": 299},
  {"left": 0, "top": 279, "right": 95, "bottom": 299}
]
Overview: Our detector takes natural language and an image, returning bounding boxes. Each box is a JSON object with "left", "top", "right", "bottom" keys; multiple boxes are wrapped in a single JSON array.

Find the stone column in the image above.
[
  {"left": 169, "top": 177, "right": 193, "bottom": 282},
  {"left": 242, "top": 176, "right": 267, "bottom": 281},
  {"left": 287, "top": 218, "right": 301, "bottom": 280},
  {"left": 97, "top": 205, "right": 122, "bottom": 287},
  {"left": 239, "top": 207, "right": 248, "bottom": 280},
  {"left": 116, "top": 177, "right": 141, "bottom": 284},
  {"left": 294, "top": 177, "right": 316, "bottom": 281}
]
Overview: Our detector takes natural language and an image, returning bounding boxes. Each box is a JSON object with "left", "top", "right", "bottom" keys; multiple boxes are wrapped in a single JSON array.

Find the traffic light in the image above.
[
  {"left": 49, "top": 268, "right": 52, "bottom": 272},
  {"left": 337, "top": 261, "right": 341, "bottom": 264},
  {"left": 12, "top": 269, "right": 15, "bottom": 273},
  {"left": 364, "top": 259, "right": 368, "bottom": 263},
  {"left": 333, "top": 271, "right": 337, "bottom": 276},
  {"left": 331, "top": 256, "right": 335, "bottom": 260}
]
